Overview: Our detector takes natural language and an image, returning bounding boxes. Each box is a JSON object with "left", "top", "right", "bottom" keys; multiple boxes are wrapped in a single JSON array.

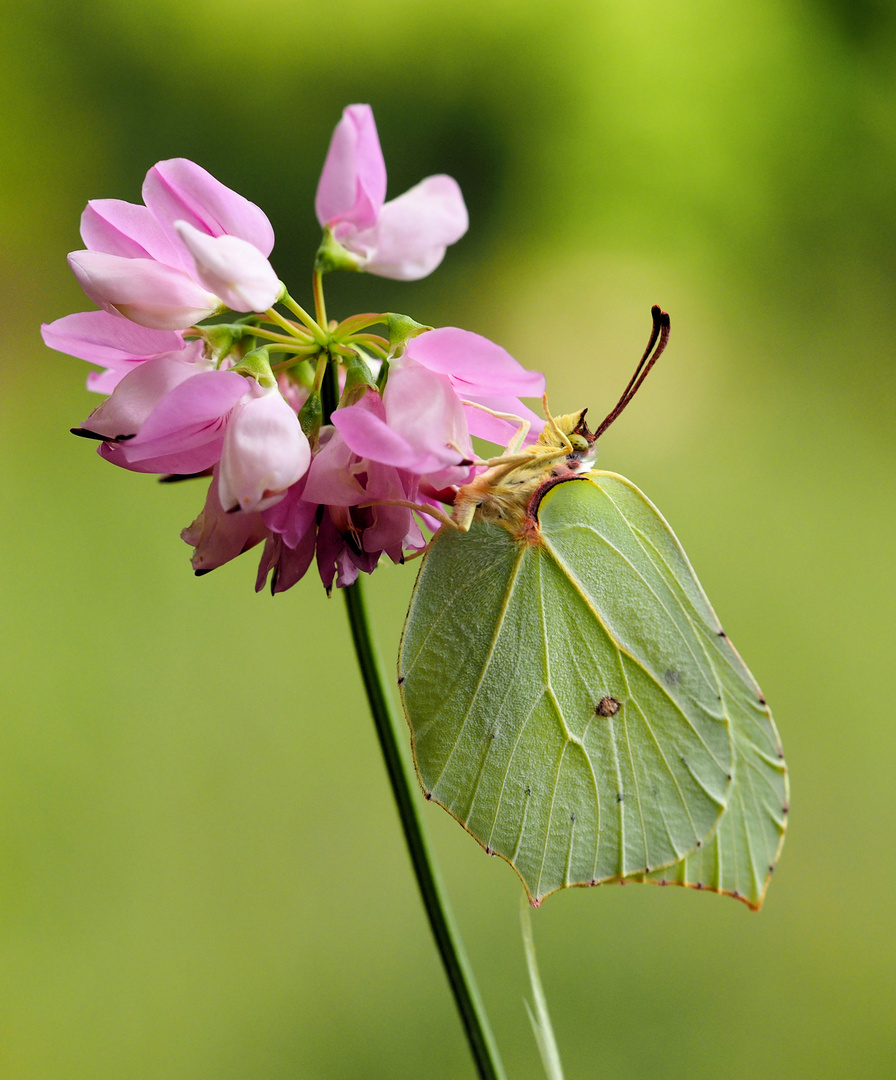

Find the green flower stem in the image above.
[
  {"left": 342, "top": 579, "right": 507, "bottom": 1080},
  {"left": 249, "top": 327, "right": 313, "bottom": 346},
  {"left": 279, "top": 293, "right": 322, "bottom": 336},
  {"left": 335, "top": 312, "right": 386, "bottom": 335},
  {"left": 313, "top": 268, "right": 328, "bottom": 329},
  {"left": 264, "top": 306, "right": 325, "bottom": 345}
]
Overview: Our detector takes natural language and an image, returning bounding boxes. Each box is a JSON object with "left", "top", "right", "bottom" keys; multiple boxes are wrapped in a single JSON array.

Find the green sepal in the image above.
[
  {"left": 384, "top": 313, "right": 432, "bottom": 357},
  {"left": 198, "top": 323, "right": 238, "bottom": 363},
  {"left": 337, "top": 349, "right": 378, "bottom": 408},
  {"left": 315, "top": 226, "right": 361, "bottom": 275},
  {"left": 231, "top": 346, "right": 276, "bottom": 388},
  {"left": 298, "top": 389, "right": 323, "bottom": 441}
]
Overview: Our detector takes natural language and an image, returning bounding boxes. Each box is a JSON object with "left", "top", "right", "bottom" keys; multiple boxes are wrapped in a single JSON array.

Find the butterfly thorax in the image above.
[{"left": 451, "top": 408, "right": 597, "bottom": 536}]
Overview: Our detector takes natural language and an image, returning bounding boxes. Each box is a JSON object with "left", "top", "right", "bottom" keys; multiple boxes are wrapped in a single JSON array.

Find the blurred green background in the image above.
[{"left": 2, "top": 0, "right": 895, "bottom": 1076}]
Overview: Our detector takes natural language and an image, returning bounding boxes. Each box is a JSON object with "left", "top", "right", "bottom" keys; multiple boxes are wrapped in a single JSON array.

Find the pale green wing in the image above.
[
  {"left": 546, "top": 474, "right": 788, "bottom": 909},
  {"left": 399, "top": 475, "right": 736, "bottom": 905}
]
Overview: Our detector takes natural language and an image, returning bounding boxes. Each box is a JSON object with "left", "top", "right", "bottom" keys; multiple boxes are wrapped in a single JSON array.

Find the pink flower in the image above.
[
  {"left": 217, "top": 381, "right": 311, "bottom": 513},
  {"left": 74, "top": 346, "right": 213, "bottom": 442},
  {"left": 253, "top": 418, "right": 435, "bottom": 594},
  {"left": 331, "top": 360, "right": 474, "bottom": 480},
  {"left": 404, "top": 327, "right": 546, "bottom": 445},
  {"left": 97, "top": 366, "right": 249, "bottom": 475},
  {"left": 68, "top": 159, "right": 281, "bottom": 330},
  {"left": 316, "top": 104, "right": 468, "bottom": 280}
]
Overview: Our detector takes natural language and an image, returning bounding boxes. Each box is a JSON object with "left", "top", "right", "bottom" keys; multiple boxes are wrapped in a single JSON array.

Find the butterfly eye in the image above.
[{"left": 568, "top": 434, "right": 590, "bottom": 453}]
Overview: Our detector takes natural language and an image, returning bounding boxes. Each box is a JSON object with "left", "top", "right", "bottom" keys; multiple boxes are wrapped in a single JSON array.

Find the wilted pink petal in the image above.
[
  {"left": 256, "top": 471, "right": 321, "bottom": 592},
  {"left": 359, "top": 175, "right": 468, "bottom": 280},
  {"left": 255, "top": 529, "right": 318, "bottom": 594},
  {"left": 68, "top": 251, "right": 219, "bottom": 330},
  {"left": 102, "top": 369, "right": 246, "bottom": 474},
  {"left": 80, "top": 199, "right": 185, "bottom": 266},
  {"left": 263, "top": 472, "right": 319, "bottom": 550},
  {"left": 315, "top": 104, "right": 386, "bottom": 231},
  {"left": 217, "top": 384, "right": 311, "bottom": 513},
  {"left": 78, "top": 349, "right": 210, "bottom": 440},
  {"left": 144, "top": 158, "right": 275, "bottom": 256},
  {"left": 360, "top": 460, "right": 427, "bottom": 554},
  {"left": 41, "top": 310, "right": 187, "bottom": 366},
  {"left": 182, "top": 471, "right": 269, "bottom": 575},
  {"left": 316, "top": 508, "right": 379, "bottom": 591},
  {"left": 175, "top": 222, "right": 281, "bottom": 314}
]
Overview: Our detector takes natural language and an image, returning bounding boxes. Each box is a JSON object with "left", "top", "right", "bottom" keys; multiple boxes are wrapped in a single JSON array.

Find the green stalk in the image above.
[{"left": 342, "top": 580, "right": 507, "bottom": 1080}]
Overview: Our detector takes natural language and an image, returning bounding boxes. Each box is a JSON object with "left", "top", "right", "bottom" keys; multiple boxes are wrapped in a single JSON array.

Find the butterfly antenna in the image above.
[{"left": 593, "top": 305, "right": 671, "bottom": 439}]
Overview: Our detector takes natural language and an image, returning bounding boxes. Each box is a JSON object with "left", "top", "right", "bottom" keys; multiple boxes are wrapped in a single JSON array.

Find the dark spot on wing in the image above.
[
  {"left": 397, "top": 676, "right": 405, "bottom": 686},
  {"left": 615, "top": 792, "right": 624, "bottom": 802},
  {"left": 663, "top": 669, "right": 680, "bottom": 686},
  {"left": 595, "top": 696, "right": 620, "bottom": 717}
]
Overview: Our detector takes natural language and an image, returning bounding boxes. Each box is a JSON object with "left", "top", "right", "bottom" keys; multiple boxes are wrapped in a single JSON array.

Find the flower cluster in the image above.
[{"left": 43, "top": 104, "right": 545, "bottom": 591}]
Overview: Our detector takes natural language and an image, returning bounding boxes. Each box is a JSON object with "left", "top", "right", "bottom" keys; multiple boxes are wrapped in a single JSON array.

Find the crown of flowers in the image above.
[{"left": 42, "top": 103, "right": 546, "bottom": 592}]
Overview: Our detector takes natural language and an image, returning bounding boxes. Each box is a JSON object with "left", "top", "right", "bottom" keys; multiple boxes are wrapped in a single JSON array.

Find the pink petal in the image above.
[
  {"left": 315, "top": 104, "right": 386, "bottom": 231},
  {"left": 329, "top": 400, "right": 420, "bottom": 473},
  {"left": 175, "top": 222, "right": 281, "bottom": 313},
  {"left": 216, "top": 386, "right": 311, "bottom": 513},
  {"left": 332, "top": 367, "right": 473, "bottom": 477},
  {"left": 103, "top": 369, "right": 246, "bottom": 474},
  {"left": 405, "top": 327, "right": 545, "bottom": 398},
  {"left": 303, "top": 427, "right": 370, "bottom": 506},
  {"left": 143, "top": 158, "right": 275, "bottom": 256},
  {"left": 382, "top": 360, "right": 472, "bottom": 468},
  {"left": 79, "top": 351, "right": 210, "bottom": 439},
  {"left": 41, "top": 310, "right": 187, "bottom": 365},
  {"left": 67, "top": 251, "right": 219, "bottom": 330},
  {"left": 358, "top": 175, "right": 468, "bottom": 280},
  {"left": 80, "top": 200, "right": 185, "bottom": 266},
  {"left": 86, "top": 367, "right": 138, "bottom": 394},
  {"left": 462, "top": 396, "right": 546, "bottom": 445}
]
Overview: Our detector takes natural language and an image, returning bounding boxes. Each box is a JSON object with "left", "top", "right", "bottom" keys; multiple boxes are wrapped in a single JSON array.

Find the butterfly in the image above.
[{"left": 399, "top": 308, "right": 787, "bottom": 908}]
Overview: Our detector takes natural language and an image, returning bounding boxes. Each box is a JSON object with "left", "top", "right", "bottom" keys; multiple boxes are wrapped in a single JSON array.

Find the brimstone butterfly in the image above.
[{"left": 399, "top": 308, "right": 788, "bottom": 909}]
